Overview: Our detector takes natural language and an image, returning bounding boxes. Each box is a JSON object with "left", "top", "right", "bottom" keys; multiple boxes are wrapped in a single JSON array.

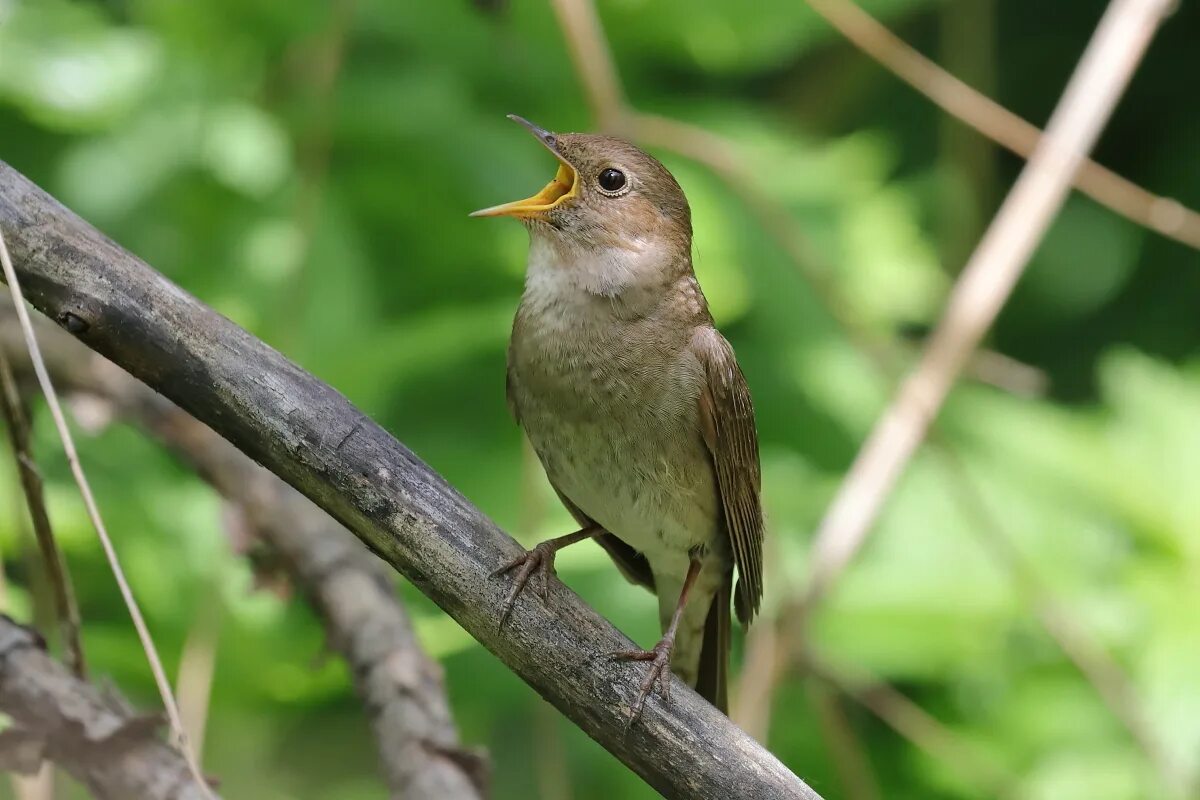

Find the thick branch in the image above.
[
  {"left": 0, "top": 163, "right": 820, "bottom": 799},
  {"left": 0, "top": 616, "right": 216, "bottom": 800},
  {"left": 0, "top": 310, "right": 487, "bottom": 800}
]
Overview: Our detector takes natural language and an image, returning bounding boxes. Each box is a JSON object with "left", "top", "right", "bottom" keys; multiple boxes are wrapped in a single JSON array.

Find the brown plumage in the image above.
[{"left": 474, "top": 116, "right": 763, "bottom": 717}]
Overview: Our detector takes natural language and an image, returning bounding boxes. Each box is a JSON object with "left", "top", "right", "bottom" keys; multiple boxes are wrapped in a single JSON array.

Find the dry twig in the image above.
[
  {"left": 807, "top": 681, "right": 881, "bottom": 800},
  {"left": 0, "top": 350, "right": 85, "bottom": 678},
  {"left": 803, "top": 0, "right": 1177, "bottom": 605},
  {"left": 806, "top": 655, "right": 1018, "bottom": 799},
  {"left": 806, "top": 0, "right": 1200, "bottom": 250},
  {"left": 0, "top": 226, "right": 213, "bottom": 797}
]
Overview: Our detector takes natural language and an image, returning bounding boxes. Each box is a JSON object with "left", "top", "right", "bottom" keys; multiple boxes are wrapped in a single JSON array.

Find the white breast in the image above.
[{"left": 510, "top": 232, "right": 722, "bottom": 569}]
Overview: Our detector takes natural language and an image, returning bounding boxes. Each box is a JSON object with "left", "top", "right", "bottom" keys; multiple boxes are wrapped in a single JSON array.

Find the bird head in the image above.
[{"left": 472, "top": 116, "right": 693, "bottom": 293}]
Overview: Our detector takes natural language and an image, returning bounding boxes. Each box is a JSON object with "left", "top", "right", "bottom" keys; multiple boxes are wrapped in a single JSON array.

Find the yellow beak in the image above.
[{"left": 470, "top": 115, "right": 579, "bottom": 219}]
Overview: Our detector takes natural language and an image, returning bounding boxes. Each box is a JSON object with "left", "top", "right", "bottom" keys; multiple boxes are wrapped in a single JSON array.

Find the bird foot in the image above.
[
  {"left": 491, "top": 540, "right": 561, "bottom": 628},
  {"left": 609, "top": 635, "right": 676, "bottom": 725}
]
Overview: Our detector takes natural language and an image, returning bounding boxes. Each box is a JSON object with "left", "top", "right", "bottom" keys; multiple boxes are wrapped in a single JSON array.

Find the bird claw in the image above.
[
  {"left": 610, "top": 637, "right": 675, "bottom": 725},
  {"left": 492, "top": 541, "right": 560, "bottom": 628}
]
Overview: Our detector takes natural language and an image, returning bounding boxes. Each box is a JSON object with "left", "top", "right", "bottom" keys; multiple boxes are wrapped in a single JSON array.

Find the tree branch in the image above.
[
  {"left": 0, "top": 616, "right": 217, "bottom": 800},
  {"left": 803, "top": 0, "right": 1176, "bottom": 605},
  {"left": 0, "top": 308, "right": 488, "bottom": 800},
  {"left": 0, "top": 163, "right": 821, "bottom": 799},
  {"left": 0, "top": 350, "right": 86, "bottom": 678},
  {"left": 806, "top": 0, "right": 1200, "bottom": 250}
]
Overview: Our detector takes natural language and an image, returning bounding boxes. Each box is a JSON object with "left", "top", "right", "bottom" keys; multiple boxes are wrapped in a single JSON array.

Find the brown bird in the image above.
[{"left": 472, "top": 115, "right": 763, "bottom": 718}]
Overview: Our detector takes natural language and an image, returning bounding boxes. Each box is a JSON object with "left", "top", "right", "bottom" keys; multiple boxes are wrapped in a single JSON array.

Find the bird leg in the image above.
[
  {"left": 492, "top": 523, "right": 601, "bottom": 628},
  {"left": 610, "top": 557, "right": 703, "bottom": 723}
]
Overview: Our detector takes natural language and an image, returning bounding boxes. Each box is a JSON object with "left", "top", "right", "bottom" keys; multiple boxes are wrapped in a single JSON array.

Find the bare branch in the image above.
[
  {"left": 0, "top": 615, "right": 219, "bottom": 800},
  {"left": 932, "top": 447, "right": 1186, "bottom": 794},
  {"left": 807, "top": 681, "right": 881, "bottom": 800},
  {"left": 549, "top": 0, "right": 626, "bottom": 130},
  {"left": 806, "top": 655, "right": 1018, "bottom": 799},
  {"left": 803, "top": 0, "right": 1176, "bottom": 605},
  {"left": 0, "top": 350, "right": 85, "bottom": 677},
  {"left": 0, "top": 307, "right": 488, "bottom": 800},
  {"left": 806, "top": 0, "right": 1200, "bottom": 249},
  {"left": 0, "top": 163, "right": 823, "bottom": 800},
  {"left": 0, "top": 226, "right": 212, "bottom": 796}
]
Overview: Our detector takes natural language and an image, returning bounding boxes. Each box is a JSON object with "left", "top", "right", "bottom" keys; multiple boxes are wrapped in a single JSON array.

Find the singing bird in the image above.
[{"left": 472, "top": 116, "right": 763, "bottom": 717}]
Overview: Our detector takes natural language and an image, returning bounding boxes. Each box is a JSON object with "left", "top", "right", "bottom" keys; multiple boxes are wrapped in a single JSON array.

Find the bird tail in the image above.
[{"left": 695, "top": 574, "right": 731, "bottom": 714}]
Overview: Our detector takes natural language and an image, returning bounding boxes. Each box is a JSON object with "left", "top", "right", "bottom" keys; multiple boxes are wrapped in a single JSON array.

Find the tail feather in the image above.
[{"left": 695, "top": 576, "right": 731, "bottom": 714}]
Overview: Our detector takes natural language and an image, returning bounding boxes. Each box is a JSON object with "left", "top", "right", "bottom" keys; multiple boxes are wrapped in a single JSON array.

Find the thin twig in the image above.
[
  {"left": 807, "top": 655, "right": 1018, "bottom": 799},
  {"left": 175, "top": 592, "right": 222, "bottom": 763},
  {"left": 0, "top": 229, "right": 214, "bottom": 797},
  {"left": 806, "top": 0, "right": 1200, "bottom": 250},
  {"left": 807, "top": 680, "right": 881, "bottom": 800},
  {"left": 9, "top": 766, "right": 53, "bottom": 800},
  {"left": 933, "top": 445, "right": 1186, "bottom": 794},
  {"left": 803, "top": 0, "right": 1176, "bottom": 605},
  {"left": 0, "top": 351, "right": 85, "bottom": 678},
  {"left": 731, "top": 609, "right": 788, "bottom": 740},
  {"left": 549, "top": 0, "right": 626, "bottom": 130}
]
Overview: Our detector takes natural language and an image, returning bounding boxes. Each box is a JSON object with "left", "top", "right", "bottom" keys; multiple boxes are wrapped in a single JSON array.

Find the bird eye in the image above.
[{"left": 597, "top": 168, "right": 627, "bottom": 193}]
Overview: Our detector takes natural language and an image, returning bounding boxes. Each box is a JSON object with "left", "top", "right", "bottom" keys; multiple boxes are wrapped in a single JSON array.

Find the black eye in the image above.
[{"left": 598, "top": 168, "right": 626, "bottom": 192}]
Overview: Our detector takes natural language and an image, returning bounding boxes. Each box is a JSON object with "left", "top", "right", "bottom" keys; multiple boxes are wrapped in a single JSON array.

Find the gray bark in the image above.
[
  {"left": 0, "top": 309, "right": 488, "bottom": 800},
  {"left": 0, "top": 160, "right": 822, "bottom": 800},
  {"left": 0, "top": 616, "right": 216, "bottom": 800}
]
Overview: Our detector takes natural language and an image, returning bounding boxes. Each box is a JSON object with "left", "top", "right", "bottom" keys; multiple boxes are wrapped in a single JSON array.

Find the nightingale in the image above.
[{"left": 471, "top": 115, "right": 763, "bottom": 718}]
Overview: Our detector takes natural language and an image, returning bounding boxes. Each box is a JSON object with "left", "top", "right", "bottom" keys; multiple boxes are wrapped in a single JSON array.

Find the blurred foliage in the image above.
[{"left": 1, "top": 0, "right": 1198, "bottom": 798}]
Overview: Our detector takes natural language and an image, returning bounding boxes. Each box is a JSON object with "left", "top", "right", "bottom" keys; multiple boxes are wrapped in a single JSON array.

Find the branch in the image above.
[
  {"left": 0, "top": 211, "right": 210, "bottom": 795},
  {"left": 0, "top": 616, "right": 218, "bottom": 800},
  {"left": 803, "top": 0, "right": 1176, "bottom": 604},
  {"left": 805, "top": 655, "right": 1018, "bottom": 799},
  {"left": 0, "top": 350, "right": 86, "bottom": 677},
  {"left": 0, "top": 164, "right": 821, "bottom": 799},
  {"left": 0, "top": 308, "right": 488, "bottom": 799},
  {"left": 806, "top": 0, "right": 1200, "bottom": 250}
]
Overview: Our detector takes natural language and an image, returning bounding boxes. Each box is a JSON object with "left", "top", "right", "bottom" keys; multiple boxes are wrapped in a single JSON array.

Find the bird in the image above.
[{"left": 471, "top": 115, "right": 763, "bottom": 719}]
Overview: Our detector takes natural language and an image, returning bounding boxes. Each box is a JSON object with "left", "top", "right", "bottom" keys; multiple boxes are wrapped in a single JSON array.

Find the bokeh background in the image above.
[{"left": 1, "top": 0, "right": 1198, "bottom": 798}]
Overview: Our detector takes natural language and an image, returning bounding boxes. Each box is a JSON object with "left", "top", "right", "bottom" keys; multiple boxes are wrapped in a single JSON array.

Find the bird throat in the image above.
[{"left": 525, "top": 228, "right": 678, "bottom": 301}]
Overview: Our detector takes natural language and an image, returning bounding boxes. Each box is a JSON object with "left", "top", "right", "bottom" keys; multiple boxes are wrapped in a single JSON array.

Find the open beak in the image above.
[{"left": 470, "top": 115, "right": 578, "bottom": 219}]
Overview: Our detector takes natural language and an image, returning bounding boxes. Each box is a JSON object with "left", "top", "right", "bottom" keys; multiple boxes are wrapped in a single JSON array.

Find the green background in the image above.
[{"left": 1, "top": 0, "right": 1198, "bottom": 798}]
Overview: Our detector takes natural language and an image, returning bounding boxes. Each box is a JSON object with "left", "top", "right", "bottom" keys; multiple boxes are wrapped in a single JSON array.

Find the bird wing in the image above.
[{"left": 694, "top": 327, "right": 764, "bottom": 625}]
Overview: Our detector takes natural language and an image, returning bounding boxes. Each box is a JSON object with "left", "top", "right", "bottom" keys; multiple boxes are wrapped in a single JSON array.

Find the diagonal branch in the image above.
[
  {"left": 802, "top": 0, "right": 1176, "bottom": 605},
  {"left": 0, "top": 615, "right": 218, "bottom": 800},
  {"left": 806, "top": 0, "right": 1200, "bottom": 250},
  {"left": 0, "top": 307, "right": 488, "bottom": 800},
  {"left": 805, "top": 654, "right": 1019, "bottom": 799},
  {"left": 0, "top": 350, "right": 86, "bottom": 678},
  {"left": 0, "top": 215, "right": 212, "bottom": 797},
  {"left": 0, "top": 163, "right": 822, "bottom": 800}
]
